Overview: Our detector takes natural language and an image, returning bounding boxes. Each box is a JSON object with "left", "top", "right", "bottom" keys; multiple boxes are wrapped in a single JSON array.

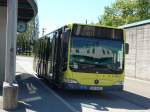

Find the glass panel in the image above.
[
  {"left": 70, "top": 36, "right": 124, "bottom": 74},
  {"left": 72, "top": 24, "right": 123, "bottom": 40}
]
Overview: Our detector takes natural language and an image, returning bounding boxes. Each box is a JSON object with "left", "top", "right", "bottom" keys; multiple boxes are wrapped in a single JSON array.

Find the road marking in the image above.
[
  {"left": 37, "top": 79, "right": 79, "bottom": 112},
  {"left": 21, "top": 96, "right": 42, "bottom": 102}
]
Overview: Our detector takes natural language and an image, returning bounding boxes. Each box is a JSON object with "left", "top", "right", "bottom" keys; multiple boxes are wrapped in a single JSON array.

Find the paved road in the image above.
[
  {"left": 51, "top": 89, "right": 149, "bottom": 112},
  {"left": 16, "top": 56, "right": 150, "bottom": 112}
]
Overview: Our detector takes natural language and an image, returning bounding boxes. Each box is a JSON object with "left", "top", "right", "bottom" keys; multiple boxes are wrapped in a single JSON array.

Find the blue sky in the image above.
[{"left": 37, "top": 0, "right": 115, "bottom": 36}]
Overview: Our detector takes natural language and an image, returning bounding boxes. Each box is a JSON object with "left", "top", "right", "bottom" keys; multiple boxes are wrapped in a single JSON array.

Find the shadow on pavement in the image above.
[
  {"left": 8, "top": 73, "right": 150, "bottom": 112},
  {"left": 43, "top": 77, "right": 150, "bottom": 112},
  {"left": 112, "top": 90, "right": 150, "bottom": 109},
  {"left": 10, "top": 73, "right": 73, "bottom": 112}
]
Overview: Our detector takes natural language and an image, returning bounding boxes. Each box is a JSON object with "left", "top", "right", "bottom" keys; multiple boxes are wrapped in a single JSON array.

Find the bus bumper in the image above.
[{"left": 63, "top": 83, "right": 123, "bottom": 91}]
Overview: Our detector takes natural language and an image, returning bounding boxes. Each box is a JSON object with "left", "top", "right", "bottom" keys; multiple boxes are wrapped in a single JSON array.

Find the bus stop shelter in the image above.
[{"left": 0, "top": 0, "right": 38, "bottom": 110}]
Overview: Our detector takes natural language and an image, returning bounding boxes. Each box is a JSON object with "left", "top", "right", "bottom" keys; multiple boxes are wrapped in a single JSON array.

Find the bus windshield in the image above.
[{"left": 70, "top": 36, "right": 124, "bottom": 74}]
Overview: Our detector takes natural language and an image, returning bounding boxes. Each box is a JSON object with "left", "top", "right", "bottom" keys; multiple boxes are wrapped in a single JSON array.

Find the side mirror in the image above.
[{"left": 125, "top": 43, "right": 129, "bottom": 54}]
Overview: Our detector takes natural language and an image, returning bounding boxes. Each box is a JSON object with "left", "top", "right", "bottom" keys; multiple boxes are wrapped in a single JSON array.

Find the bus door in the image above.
[
  {"left": 61, "top": 28, "right": 70, "bottom": 71},
  {"left": 44, "top": 38, "right": 50, "bottom": 77},
  {"left": 40, "top": 39, "right": 46, "bottom": 77},
  {"left": 51, "top": 34, "right": 57, "bottom": 81},
  {"left": 37, "top": 40, "right": 43, "bottom": 76},
  {"left": 47, "top": 38, "right": 53, "bottom": 79},
  {"left": 51, "top": 31, "right": 62, "bottom": 83}
]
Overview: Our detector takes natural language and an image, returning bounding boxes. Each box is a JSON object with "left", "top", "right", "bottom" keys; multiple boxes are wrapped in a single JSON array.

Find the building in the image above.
[
  {"left": 0, "top": 0, "right": 38, "bottom": 86},
  {"left": 120, "top": 19, "right": 150, "bottom": 98}
]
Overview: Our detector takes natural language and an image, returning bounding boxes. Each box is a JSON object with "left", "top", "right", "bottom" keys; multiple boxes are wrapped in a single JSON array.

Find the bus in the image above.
[{"left": 33, "top": 23, "right": 129, "bottom": 91}]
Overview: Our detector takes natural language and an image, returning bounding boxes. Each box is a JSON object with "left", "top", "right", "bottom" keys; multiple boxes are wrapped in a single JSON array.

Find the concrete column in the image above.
[
  {"left": 3, "top": 0, "right": 18, "bottom": 110},
  {"left": 4, "top": 0, "right": 18, "bottom": 83},
  {"left": 0, "top": 6, "right": 7, "bottom": 86}
]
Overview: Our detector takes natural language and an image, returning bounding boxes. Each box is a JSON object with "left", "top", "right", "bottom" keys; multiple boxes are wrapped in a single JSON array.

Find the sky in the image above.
[{"left": 37, "top": 0, "right": 115, "bottom": 36}]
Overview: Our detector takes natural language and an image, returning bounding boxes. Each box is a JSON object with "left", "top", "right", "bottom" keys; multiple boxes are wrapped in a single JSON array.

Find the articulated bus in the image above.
[{"left": 33, "top": 23, "right": 129, "bottom": 91}]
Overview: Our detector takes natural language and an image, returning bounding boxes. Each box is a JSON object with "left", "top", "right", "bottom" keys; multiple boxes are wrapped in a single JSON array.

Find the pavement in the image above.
[
  {"left": 0, "top": 56, "right": 150, "bottom": 112},
  {"left": 0, "top": 56, "right": 76, "bottom": 112},
  {"left": 124, "top": 77, "right": 150, "bottom": 98}
]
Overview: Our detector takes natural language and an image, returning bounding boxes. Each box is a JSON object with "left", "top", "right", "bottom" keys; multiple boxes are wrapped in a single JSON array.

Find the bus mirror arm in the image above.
[{"left": 125, "top": 43, "right": 129, "bottom": 54}]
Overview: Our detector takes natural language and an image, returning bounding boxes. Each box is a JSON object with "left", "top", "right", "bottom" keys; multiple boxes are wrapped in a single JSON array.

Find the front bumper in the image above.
[{"left": 63, "top": 83, "right": 123, "bottom": 91}]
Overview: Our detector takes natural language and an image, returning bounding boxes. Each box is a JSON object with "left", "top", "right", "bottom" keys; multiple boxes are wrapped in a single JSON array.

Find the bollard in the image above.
[{"left": 3, "top": 82, "right": 18, "bottom": 110}]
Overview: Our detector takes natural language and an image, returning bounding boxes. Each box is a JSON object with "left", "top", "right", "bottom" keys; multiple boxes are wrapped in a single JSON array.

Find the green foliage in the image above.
[
  {"left": 17, "top": 16, "right": 39, "bottom": 55},
  {"left": 136, "top": 0, "right": 150, "bottom": 20},
  {"left": 98, "top": 0, "right": 150, "bottom": 27}
]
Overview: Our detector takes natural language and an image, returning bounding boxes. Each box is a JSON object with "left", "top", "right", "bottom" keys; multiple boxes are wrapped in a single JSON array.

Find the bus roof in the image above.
[
  {"left": 68, "top": 23, "right": 122, "bottom": 30},
  {"left": 41, "top": 23, "right": 123, "bottom": 38}
]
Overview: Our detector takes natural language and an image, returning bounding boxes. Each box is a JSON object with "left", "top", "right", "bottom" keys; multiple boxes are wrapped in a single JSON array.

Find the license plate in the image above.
[{"left": 89, "top": 86, "right": 103, "bottom": 91}]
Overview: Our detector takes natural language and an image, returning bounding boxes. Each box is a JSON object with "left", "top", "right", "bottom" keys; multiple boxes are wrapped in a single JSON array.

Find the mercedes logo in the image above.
[{"left": 94, "top": 80, "right": 99, "bottom": 84}]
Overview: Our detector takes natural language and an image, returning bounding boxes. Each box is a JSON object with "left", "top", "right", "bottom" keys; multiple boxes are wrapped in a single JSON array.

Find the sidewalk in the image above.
[
  {"left": 0, "top": 56, "right": 75, "bottom": 112},
  {"left": 124, "top": 77, "right": 150, "bottom": 99}
]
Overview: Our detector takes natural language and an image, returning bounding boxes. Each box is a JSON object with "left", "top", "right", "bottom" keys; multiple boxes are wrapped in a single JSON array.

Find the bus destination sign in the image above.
[{"left": 72, "top": 24, "right": 123, "bottom": 40}]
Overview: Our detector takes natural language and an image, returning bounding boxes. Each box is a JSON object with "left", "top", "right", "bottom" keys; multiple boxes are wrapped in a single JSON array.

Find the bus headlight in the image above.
[
  {"left": 114, "top": 81, "right": 123, "bottom": 85},
  {"left": 63, "top": 78, "right": 78, "bottom": 84}
]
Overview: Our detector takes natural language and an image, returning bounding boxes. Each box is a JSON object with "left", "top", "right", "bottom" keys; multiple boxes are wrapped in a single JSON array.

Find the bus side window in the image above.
[{"left": 62, "top": 29, "right": 70, "bottom": 71}]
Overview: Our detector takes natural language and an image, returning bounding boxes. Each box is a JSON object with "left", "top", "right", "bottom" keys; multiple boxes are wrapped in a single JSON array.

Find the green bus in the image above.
[{"left": 33, "top": 23, "right": 129, "bottom": 91}]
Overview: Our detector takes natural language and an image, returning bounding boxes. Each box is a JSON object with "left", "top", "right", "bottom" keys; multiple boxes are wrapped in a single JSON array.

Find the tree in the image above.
[
  {"left": 17, "top": 15, "right": 39, "bottom": 55},
  {"left": 136, "top": 0, "right": 150, "bottom": 21},
  {"left": 98, "top": 0, "right": 150, "bottom": 27}
]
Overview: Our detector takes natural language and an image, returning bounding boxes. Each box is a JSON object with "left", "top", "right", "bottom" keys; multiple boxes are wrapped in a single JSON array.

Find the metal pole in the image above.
[
  {"left": 5, "top": 0, "right": 18, "bottom": 84},
  {"left": 42, "top": 28, "right": 46, "bottom": 36},
  {"left": 86, "top": 19, "right": 87, "bottom": 24}
]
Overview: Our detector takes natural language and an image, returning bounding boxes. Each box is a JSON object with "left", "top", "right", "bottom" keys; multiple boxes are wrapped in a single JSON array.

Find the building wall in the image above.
[
  {"left": 0, "top": 6, "right": 7, "bottom": 86},
  {"left": 125, "top": 24, "right": 150, "bottom": 80}
]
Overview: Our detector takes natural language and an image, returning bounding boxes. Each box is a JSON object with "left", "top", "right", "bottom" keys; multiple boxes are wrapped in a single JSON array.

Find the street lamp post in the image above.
[{"left": 3, "top": 0, "right": 18, "bottom": 110}]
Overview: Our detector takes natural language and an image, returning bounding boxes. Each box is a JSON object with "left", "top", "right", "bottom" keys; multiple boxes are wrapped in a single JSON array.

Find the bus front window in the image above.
[{"left": 70, "top": 36, "right": 124, "bottom": 74}]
